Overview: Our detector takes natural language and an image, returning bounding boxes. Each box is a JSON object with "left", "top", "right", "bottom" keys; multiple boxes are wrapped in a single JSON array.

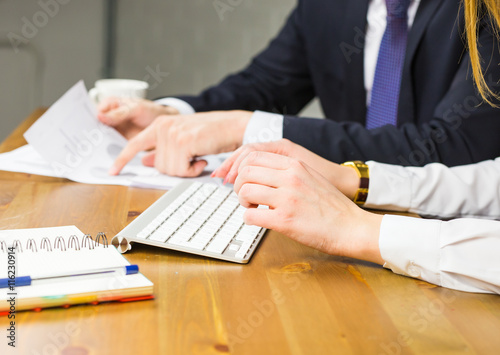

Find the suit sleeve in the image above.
[
  {"left": 282, "top": 22, "right": 500, "bottom": 167},
  {"left": 168, "top": 2, "right": 315, "bottom": 115}
]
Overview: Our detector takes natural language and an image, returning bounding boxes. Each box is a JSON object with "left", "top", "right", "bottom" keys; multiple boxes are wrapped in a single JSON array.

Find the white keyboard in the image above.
[{"left": 112, "top": 182, "right": 267, "bottom": 263}]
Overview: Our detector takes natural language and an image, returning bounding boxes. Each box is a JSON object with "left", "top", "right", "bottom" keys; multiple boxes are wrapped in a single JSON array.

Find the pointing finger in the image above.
[
  {"left": 109, "top": 125, "right": 157, "bottom": 175},
  {"left": 212, "top": 146, "right": 246, "bottom": 180}
]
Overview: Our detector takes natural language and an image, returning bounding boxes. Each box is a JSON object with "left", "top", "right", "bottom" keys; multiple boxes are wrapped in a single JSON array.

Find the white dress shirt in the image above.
[{"left": 367, "top": 159, "right": 500, "bottom": 294}]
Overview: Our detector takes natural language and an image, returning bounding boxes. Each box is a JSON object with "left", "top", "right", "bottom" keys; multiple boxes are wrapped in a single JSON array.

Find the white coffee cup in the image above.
[{"left": 89, "top": 79, "right": 149, "bottom": 104}]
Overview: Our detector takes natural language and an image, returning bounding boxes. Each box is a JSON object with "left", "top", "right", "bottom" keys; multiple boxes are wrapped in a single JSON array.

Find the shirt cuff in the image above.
[
  {"left": 154, "top": 98, "right": 196, "bottom": 115},
  {"left": 379, "top": 214, "right": 442, "bottom": 286},
  {"left": 364, "top": 161, "right": 412, "bottom": 211},
  {"left": 243, "top": 111, "right": 284, "bottom": 145}
]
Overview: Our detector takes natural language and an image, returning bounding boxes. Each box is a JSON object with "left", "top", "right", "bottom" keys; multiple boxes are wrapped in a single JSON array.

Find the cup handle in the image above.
[{"left": 89, "top": 88, "right": 99, "bottom": 105}]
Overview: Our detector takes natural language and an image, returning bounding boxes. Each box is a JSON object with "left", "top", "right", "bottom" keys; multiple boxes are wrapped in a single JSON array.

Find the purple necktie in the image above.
[{"left": 366, "top": 0, "right": 411, "bottom": 129}]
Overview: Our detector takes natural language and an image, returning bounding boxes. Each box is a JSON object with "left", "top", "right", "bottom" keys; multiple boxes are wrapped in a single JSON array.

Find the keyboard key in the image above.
[
  {"left": 235, "top": 225, "right": 259, "bottom": 242},
  {"left": 206, "top": 233, "right": 233, "bottom": 254},
  {"left": 235, "top": 240, "right": 253, "bottom": 259},
  {"left": 189, "top": 229, "right": 214, "bottom": 250}
]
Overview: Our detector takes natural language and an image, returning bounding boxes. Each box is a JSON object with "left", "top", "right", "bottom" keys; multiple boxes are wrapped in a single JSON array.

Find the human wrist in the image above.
[
  {"left": 345, "top": 210, "right": 384, "bottom": 265},
  {"left": 232, "top": 110, "right": 253, "bottom": 145},
  {"left": 154, "top": 97, "right": 195, "bottom": 115},
  {"left": 339, "top": 165, "right": 362, "bottom": 200},
  {"left": 159, "top": 105, "right": 179, "bottom": 116}
]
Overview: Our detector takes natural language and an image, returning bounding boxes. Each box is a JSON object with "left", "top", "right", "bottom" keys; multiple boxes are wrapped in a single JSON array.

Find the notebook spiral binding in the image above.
[{"left": 0, "top": 233, "right": 109, "bottom": 253}]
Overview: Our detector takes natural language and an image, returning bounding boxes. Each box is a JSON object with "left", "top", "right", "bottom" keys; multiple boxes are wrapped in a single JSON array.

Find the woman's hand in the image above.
[
  {"left": 214, "top": 139, "right": 361, "bottom": 200},
  {"left": 234, "top": 151, "right": 384, "bottom": 264},
  {"left": 97, "top": 97, "right": 178, "bottom": 139}
]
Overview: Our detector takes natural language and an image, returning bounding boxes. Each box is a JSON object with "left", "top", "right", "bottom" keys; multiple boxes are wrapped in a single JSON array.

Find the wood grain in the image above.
[{"left": 1, "top": 110, "right": 499, "bottom": 354}]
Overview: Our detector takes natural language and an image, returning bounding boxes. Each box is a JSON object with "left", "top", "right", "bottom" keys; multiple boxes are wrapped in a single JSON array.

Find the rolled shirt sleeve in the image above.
[{"left": 379, "top": 214, "right": 500, "bottom": 294}]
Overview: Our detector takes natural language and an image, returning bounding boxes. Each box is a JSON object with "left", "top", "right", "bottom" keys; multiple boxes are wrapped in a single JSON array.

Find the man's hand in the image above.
[
  {"left": 214, "top": 139, "right": 361, "bottom": 200},
  {"left": 109, "top": 110, "right": 253, "bottom": 177},
  {"left": 233, "top": 151, "right": 384, "bottom": 264},
  {"left": 97, "top": 97, "right": 179, "bottom": 139}
]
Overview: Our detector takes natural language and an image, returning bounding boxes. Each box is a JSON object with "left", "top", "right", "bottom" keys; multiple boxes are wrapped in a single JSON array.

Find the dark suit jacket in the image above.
[{"left": 172, "top": 0, "right": 500, "bottom": 166}]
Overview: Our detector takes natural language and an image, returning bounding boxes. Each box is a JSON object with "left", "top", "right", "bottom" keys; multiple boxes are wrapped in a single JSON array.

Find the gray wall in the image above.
[
  {"left": 114, "top": 0, "right": 297, "bottom": 99},
  {"left": 0, "top": 0, "right": 321, "bottom": 143},
  {"left": 0, "top": 0, "right": 104, "bottom": 141}
]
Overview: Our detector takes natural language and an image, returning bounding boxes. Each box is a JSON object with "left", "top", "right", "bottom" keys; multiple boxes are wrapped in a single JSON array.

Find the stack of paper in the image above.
[{"left": 0, "top": 81, "right": 224, "bottom": 190}]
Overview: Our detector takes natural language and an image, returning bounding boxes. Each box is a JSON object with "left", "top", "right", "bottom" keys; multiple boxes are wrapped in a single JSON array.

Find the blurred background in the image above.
[{"left": 0, "top": 0, "right": 321, "bottom": 142}]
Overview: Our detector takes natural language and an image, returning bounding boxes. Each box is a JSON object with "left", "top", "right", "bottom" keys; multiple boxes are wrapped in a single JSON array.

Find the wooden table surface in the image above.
[{"left": 1, "top": 109, "right": 500, "bottom": 355}]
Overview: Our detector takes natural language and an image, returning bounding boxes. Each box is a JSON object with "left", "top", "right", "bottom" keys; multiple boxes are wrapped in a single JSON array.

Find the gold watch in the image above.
[{"left": 341, "top": 161, "right": 369, "bottom": 205}]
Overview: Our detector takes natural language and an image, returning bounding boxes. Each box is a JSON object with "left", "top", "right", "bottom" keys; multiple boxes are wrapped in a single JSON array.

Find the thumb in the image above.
[
  {"left": 100, "top": 104, "right": 134, "bottom": 127},
  {"left": 186, "top": 159, "right": 208, "bottom": 177},
  {"left": 142, "top": 151, "right": 156, "bottom": 167}
]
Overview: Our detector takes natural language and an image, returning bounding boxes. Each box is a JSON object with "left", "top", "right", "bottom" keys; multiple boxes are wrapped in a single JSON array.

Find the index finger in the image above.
[
  {"left": 238, "top": 151, "right": 295, "bottom": 173},
  {"left": 108, "top": 125, "right": 157, "bottom": 175},
  {"left": 215, "top": 141, "right": 293, "bottom": 184},
  {"left": 212, "top": 146, "right": 246, "bottom": 179}
]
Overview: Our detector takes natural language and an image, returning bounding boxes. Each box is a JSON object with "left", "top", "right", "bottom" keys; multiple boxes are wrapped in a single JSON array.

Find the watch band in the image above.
[{"left": 341, "top": 161, "right": 369, "bottom": 205}]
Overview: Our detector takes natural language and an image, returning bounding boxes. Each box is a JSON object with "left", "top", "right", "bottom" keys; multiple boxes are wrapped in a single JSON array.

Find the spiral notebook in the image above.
[{"left": 0, "top": 226, "right": 153, "bottom": 313}]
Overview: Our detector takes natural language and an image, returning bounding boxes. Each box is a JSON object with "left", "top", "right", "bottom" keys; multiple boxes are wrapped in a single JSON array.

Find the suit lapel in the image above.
[{"left": 398, "top": 0, "right": 445, "bottom": 125}]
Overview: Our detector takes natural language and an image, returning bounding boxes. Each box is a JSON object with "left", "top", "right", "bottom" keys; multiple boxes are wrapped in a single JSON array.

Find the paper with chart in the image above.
[{"left": 0, "top": 81, "right": 223, "bottom": 189}]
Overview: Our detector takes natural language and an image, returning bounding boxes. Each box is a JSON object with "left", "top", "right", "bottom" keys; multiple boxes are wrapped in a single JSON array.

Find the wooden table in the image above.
[{"left": 1, "top": 109, "right": 500, "bottom": 355}]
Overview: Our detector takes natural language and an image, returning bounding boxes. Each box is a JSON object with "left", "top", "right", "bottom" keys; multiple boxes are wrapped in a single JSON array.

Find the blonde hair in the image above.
[{"left": 464, "top": 0, "right": 500, "bottom": 106}]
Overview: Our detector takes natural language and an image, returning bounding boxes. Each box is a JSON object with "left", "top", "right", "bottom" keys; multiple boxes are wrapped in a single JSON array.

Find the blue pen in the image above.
[{"left": 0, "top": 264, "right": 139, "bottom": 289}]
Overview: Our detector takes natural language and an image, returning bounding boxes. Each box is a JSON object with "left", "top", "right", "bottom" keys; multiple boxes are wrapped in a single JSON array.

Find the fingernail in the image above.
[
  {"left": 211, "top": 171, "right": 216, "bottom": 178},
  {"left": 99, "top": 115, "right": 109, "bottom": 124},
  {"left": 108, "top": 166, "right": 119, "bottom": 176},
  {"left": 223, "top": 176, "right": 228, "bottom": 185}
]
